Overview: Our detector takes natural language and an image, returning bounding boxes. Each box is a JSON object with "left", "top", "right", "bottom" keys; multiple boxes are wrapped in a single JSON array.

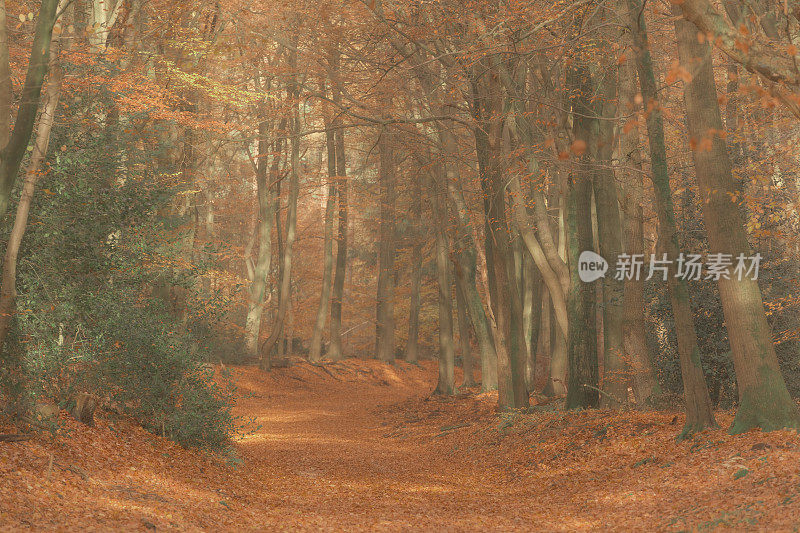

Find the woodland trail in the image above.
[{"left": 3, "top": 358, "right": 800, "bottom": 531}]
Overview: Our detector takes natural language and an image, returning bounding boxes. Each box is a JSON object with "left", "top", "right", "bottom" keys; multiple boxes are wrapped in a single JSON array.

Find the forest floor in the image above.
[{"left": 2, "top": 358, "right": 800, "bottom": 531}]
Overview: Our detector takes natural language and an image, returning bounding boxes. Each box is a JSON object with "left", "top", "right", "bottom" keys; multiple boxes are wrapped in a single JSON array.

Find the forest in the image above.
[{"left": 2, "top": 0, "right": 800, "bottom": 530}]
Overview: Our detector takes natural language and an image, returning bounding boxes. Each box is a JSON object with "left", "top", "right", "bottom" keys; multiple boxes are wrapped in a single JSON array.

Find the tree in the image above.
[
  {"left": 627, "top": 0, "right": 717, "bottom": 436},
  {"left": 0, "top": 0, "right": 61, "bottom": 218},
  {"left": 0, "top": 15, "right": 66, "bottom": 354},
  {"left": 674, "top": 9, "right": 800, "bottom": 433}
]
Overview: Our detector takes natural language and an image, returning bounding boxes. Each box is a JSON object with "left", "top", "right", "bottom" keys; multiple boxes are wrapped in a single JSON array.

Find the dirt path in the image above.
[
  {"left": 229, "top": 361, "right": 534, "bottom": 531},
  {"left": 2, "top": 359, "right": 800, "bottom": 531}
]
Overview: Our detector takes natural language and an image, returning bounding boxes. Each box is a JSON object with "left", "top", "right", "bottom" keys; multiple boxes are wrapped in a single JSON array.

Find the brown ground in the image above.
[{"left": 1, "top": 358, "right": 800, "bottom": 531}]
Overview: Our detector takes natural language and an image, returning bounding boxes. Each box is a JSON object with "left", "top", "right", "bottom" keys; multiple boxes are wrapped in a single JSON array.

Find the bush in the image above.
[
  {"left": 0, "top": 99, "right": 238, "bottom": 451},
  {"left": 90, "top": 293, "right": 236, "bottom": 450}
]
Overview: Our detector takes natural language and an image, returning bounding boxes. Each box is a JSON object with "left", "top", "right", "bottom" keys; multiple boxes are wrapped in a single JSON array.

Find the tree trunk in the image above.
[
  {"left": 376, "top": 127, "right": 396, "bottom": 363},
  {"left": 433, "top": 180, "right": 455, "bottom": 395},
  {"left": 487, "top": 165, "right": 528, "bottom": 409},
  {"left": 0, "top": 30, "right": 64, "bottom": 351},
  {"left": 543, "top": 201, "right": 568, "bottom": 397},
  {"left": 535, "top": 286, "right": 552, "bottom": 391},
  {"left": 0, "top": 0, "right": 11, "bottom": 148},
  {"left": 328, "top": 117, "right": 348, "bottom": 360},
  {"left": 406, "top": 178, "right": 423, "bottom": 364},
  {"left": 471, "top": 76, "right": 503, "bottom": 392},
  {"left": 592, "top": 67, "right": 628, "bottom": 408},
  {"left": 446, "top": 172, "right": 498, "bottom": 391},
  {"left": 674, "top": 10, "right": 800, "bottom": 433},
  {"left": 0, "top": 0, "right": 60, "bottom": 218},
  {"left": 565, "top": 63, "right": 600, "bottom": 409},
  {"left": 629, "top": 0, "right": 717, "bottom": 437},
  {"left": 564, "top": 177, "right": 600, "bottom": 409},
  {"left": 455, "top": 278, "right": 475, "bottom": 387},
  {"left": 524, "top": 258, "right": 542, "bottom": 392},
  {"left": 479, "top": 68, "right": 528, "bottom": 409},
  {"left": 244, "top": 118, "right": 275, "bottom": 360},
  {"left": 260, "top": 44, "right": 300, "bottom": 369},
  {"left": 618, "top": 44, "right": 661, "bottom": 405},
  {"left": 309, "top": 110, "right": 337, "bottom": 363}
]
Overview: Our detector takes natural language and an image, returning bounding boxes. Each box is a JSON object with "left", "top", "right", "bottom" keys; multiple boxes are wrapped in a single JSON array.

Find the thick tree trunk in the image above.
[
  {"left": 309, "top": 114, "right": 338, "bottom": 362},
  {"left": 564, "top": 63, "right": 599, "bottom": 409},
  {"left": 455, "top": 279, "right": 475, "bottom": 388},
  {"left": 376, "top": 127, "right": 396, "bottom": 363},
  {"left": 592, "top": 68, "right": 628, "bottom": 408},
  {"left": 618, "top": 46, "right": 661, "bottom": 405},
  {"left": 564, "top": 176, "right": 600, "bottom": 410},
  {"left": 629, "top": 0, "right": 717, "bottom": 437},
  {"left": 674, "top": 11, "right": 800, "bottom": 433}
]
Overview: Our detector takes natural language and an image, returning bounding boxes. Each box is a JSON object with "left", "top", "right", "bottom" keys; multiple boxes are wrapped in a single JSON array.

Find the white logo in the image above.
[{"left": 578, "top": 251, "right": 608, "bottom": 283}]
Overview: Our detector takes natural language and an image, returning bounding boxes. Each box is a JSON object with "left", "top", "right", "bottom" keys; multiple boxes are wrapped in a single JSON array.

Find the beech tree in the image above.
[{"left": 674, "top": 8, "right": 800, "bottom": 433}]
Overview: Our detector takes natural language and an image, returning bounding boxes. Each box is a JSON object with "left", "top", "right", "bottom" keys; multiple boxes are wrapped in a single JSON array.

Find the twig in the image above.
[
  {"left": 54, "top": 461, "right": 89, "bottom": 480},
  {"left": 581, "top": 384, "right": 625, "bottom": 406},
  {"left": 0, "top": 433, "right": 34, "bottom": 442},
  {"left": 46, "top": 453, "right": 53, "bottom": 480},
  {"left": 434, "top": 422, "right": 471, "bottom": 438},
  {"left": 311, "top": 363, "right": 341, "bottom": 381}
]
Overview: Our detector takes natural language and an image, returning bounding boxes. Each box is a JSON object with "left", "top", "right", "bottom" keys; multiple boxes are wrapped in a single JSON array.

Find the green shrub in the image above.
[
  {"left": 0, "top": 97, "right": 238, "bottom": 451},
  {"left": 90, "top": 293, "right": 236, "bottom": 450}
]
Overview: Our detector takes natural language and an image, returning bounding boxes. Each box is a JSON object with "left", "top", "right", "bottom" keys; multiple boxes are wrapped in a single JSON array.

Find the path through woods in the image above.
[{"left": 2, "top": 359, "right": 800, "bottom": 531}]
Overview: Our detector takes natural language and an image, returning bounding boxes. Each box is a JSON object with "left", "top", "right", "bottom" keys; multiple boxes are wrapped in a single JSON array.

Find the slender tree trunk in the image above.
[
  {"left": 535, "top": 286, "right": 552, "bottom": 391},
  {"left": 447, "top": 170, "right": 498, "bottom": 390},
  {"left": 309, "top": 110, "right": 337, "bottom": 362},
  {"left": 524, "top": 259, "right": 542, "bottom": 392},
  {"left": 471, "top": 76, "right": 502, "bottom": 391},
  {"left": 478, "top": 69, "right": 528, "bottom": 409},
  {"left": 376, "top": 127, "right": 396, "bottom": 362},
  {"left": 260, "top": 44, "right": 300, "bottom": 369},
  {"left": 629, "top": 0, "right": 717, "bottom": 437},
  {"left": 244, "top": 118, "right": 275, "bottom": 360},
  {"left": 487, "top": 162, "right": 528, "bottom": 408},
  {"left": 0, "top": 30, "right": 63, "bottom": 350},
  {"left": 406, "top": 178, "right": 423, "bottom": 364},
  {"left": 543, "top": 200, "right": 568, "bottom": 397},
  {"left": 328, "top": 105, "right": 348, "bottom": 360},
  {"left": 674, "top": 10, "right": 800, "bottom": 433},
  {"left": 0, "top": 0, "right": 60, "bottom": 218},
  {"left": 430, "top": 139, "right": 498, "bottom": 391},
  {"left": 433, "top": 179, "right": 455, "bottom": 395},
  {"left": 0, "top": 0, "right": 11, "bottom": 148}
]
